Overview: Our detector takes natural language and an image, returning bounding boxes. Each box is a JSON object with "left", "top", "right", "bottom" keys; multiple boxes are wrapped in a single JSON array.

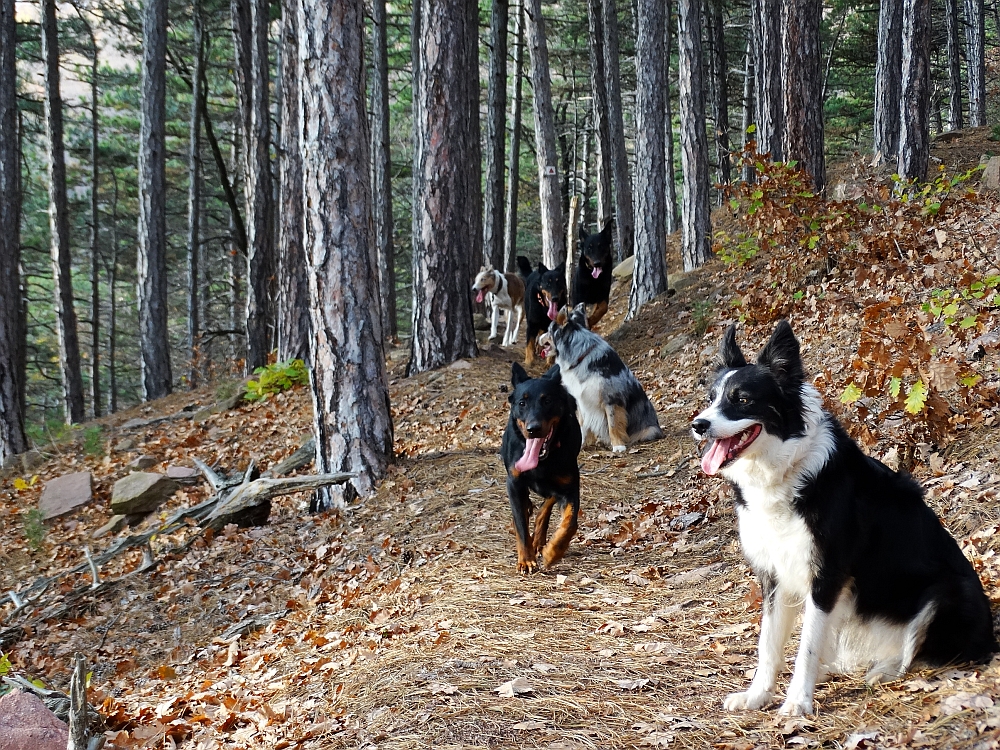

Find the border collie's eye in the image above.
[{"left": 737, "top": 395, "right": 749, "bottom": 405}]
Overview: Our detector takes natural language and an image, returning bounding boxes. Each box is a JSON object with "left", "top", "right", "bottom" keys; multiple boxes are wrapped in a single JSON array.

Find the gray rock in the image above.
[
  {"left": 193, "top": 390, "right": 246, "bottom": 423},
  {"left": 111, "top": 472, "right": 179, "bottom": 515},
  {"left": 2, "top": 449, "right": 45, "bottom": 473},
  {"left": 113, "top": 437, "right": 137, "bottom": 453},
  {"left": 130, "top": 455, "right": 157, "bottom": 470},
  {"left": 0, "top": 691, "right": 68, "bottom": 750},
  {"left": 660, "top": 334, "right": 691, "bottom": 358},
  {"left": 38, "top": 472, "right": 93, "bottom": 520},
  {"left": 120, "top": 417, "right": 151, "bottom": 430},
  {"left": 473, "top": 313, "right": 491, "bottom": 331},
  {"left": 612, "top": 255, "right": 635, "bottom": 279},
  {"left": 166, "top": 465, "right": 200, "bottom": 481},
  {"left": 92, "top": 514, "right": 130, "bottom": 539},
  {"left": 449, "top": 359, "right": 472, "bottom": 370},
  {"left": 982, "top": 155, "right": 1000, "bottom": 190}
]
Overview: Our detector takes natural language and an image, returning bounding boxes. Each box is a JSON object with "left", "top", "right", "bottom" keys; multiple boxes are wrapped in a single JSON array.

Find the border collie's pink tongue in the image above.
[
  {"left": 547, "top": 300, "right": 559, "bottom": 320},
  {"left": 476, "top": 289, "right": 485, "bottom": 303},
  {"left": 592, "top": 267, "right": 602, "bottom": 279},
  {"left": 702, "top": 436, "right": 738, "bottom": 476},
  {"left": 515, "top": 437, "right": 545, "bottom": 472}
]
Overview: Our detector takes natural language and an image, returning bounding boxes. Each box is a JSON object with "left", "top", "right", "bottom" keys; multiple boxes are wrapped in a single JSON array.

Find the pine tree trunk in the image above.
[
  {"left": 524, "top": 0, "right": 565, "bottom": 269},
  {"left": 188, "top": 0, "right": 204, "bottom": 386},
  {"left": 484, "top": 0, "right": 508, "bottom": 271},
  {"left": 503, "top": 1, "right": 525, "bottom": 271},
  {"left": 87, "top": 27, "right": 101, "bottom": 418},
  {"left": 408, "top": 0, "right": 481, "bottom": 375},
  {"left": 629, "top": 0, "right": 668, "bottom": 317},
  {"left": 587, "top": 0, "right": 612, "bottom": 226},
  {"left": 277, "top": 0, "right": 312, "bottom": 360},
  {"left": 741, "top": 36, "right": 756, "bottom": 183},
  {"left": 873, "top": 0, "right": 903, "bottom": 162},
  {"left": 945, "top": 0, "right": 964, "bottom": 130},
  {"left": 41, "top": 0, "right": 86, "bottom": 423},
  {"left": 243, "top": 0, "right": 275, "bottom": 372},
  {"left": 964, "top": 0, "right": 986, "bottom": 126},
  {"left": 752, "top": 0, "right": 783, "bottom": 161},
  {"left": 107, "top": 173, "right": 119, "bottom": 414},
  {"left": 665, "top": 0, "right": 678, "bottom": 234},
  {"left": 370, "top": 0, "right": 396, "bottom": 340},
  {"left": 781, "top": 0, "right": 825, "bottom": 193},
  {"left": 298, "top": 0, "right": 392, "bottom": 509},
  {"left": 898, "top": 0, "right": 931, "bottom": 181},
  {"left": 229, "top": 128, "right": 244, "bottom": 361},
  {"left": 602, "top": 0, "right": 635, "bottom": 262},
  {"left": 0, "top": 0, "right": 27, "bottom": 460},
  {"left": 708, "top": 0, "right": 731, "bottom": 189},
  {"left": 677, "top": 0, "right": 712, "bottom": 270}
]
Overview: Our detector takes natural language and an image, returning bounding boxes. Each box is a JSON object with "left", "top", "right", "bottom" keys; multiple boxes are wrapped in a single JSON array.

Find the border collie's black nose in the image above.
[{"left": 691, "top": 418, "right": 710, "bottom": 437}]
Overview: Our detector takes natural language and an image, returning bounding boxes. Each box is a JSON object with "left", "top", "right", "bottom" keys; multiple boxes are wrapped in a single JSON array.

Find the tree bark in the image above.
[
  {"left": 41, "top": 0, "right": 86, "bottom": 423},
  {"left": 752, "top": 0, "right": 783, "bottom": 161},
  {"left": 945, "top": 0, "right": 964, "bottom": 130},
  {"left": 503, "top": 1, "right": 525, "bottom": 271},
  {"left": 484, "top": 0, "right": 508, "bottom": 271},
  {"left": 277, "top": 0, "right": 311, "bottom": 361},
  {"left": 188, "top": 0, "right": 204, "bottom": 386},
  {"left": 587, "top": 0, "right": 612, "bottom": 226},
  {"left": 873, "top": 0, "right": 903, "bottom": 162},
  {"left": 898, "top": 0, "right": 931, "bottom": 181},
  {"left": 0, "top": 0, "right": 27, "bottom": 460},
  {"left": 107, "top": 171, "right": 120, "bottom": 414},
  {"left": 298, "top": 0, "right": 392, "bottom": 509},
  {"left": 708, "top": 0, "right": 731, "bottom": 189},
  {"left": 524, "top": 0, "right": 565, "bottom": 269},
  {"left": 665, "top": 0, "right": 678, "bottom": 233},
  {"left": 629, "top": 0, "right": 668, "bottom": 318},
  {"left": 781, "top": 0, "right": 825, "bottom": 193},
  {"left": 602, "top": 0, "right": 635, "bottom": 262},
  {"left": 964, "top": 0, "right": 986, "bottom": 126},
  {"left": 677, "top": 0, "right": 712, "bottom": 270},
  {"left": 408, "top": 0, "right": 481, "bottom": 375},
  {"left": 229, "top": 127, "right": 244, "bottom": 360},
  {"left": 86, "top": 22, "right": 101, "bottom": 418},
  {"left": 370, "top": 0, "right": 396, "bottom": 340},
  {"left": 741, "top": 35, "right": 756, "bottom": 183}
]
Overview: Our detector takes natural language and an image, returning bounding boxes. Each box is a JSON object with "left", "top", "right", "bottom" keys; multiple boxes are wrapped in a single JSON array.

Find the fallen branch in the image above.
[{"left": 203, "top": 472, "right": 355, "bottom": 531}]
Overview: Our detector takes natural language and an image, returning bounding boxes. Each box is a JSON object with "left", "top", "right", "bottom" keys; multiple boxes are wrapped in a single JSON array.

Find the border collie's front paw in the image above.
[
  {"left": 777, "top": 698, "right": 813, "bottom": 716},
  {"left": 723, "top": 688, "right": 774, "bottom": 711},
  {"left": 611, "top": 444, "right": 626, "bottom": 453}
]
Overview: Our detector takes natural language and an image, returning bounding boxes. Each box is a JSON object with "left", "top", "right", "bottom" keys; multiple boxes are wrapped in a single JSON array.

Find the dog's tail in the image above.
[{"left": 516, "top": 255, "right": 533, "bottom": 279}]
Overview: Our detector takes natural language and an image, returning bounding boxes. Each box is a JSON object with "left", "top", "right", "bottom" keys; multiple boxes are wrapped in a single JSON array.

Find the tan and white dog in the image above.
[{"left": 472, "top": 266, "right": 525, "bottom": 346}]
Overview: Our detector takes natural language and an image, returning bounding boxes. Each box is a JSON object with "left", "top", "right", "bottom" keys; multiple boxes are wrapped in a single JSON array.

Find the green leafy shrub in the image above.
[
  {"left": 691, "top": 299, "right": 714, "bottom": 337},
  {"left": 82, "top": 425, "right": 104, "bottom": 457},
  {"left": 244, "top": 358, "right": 310, "bottom": 402},
  {"left": 22, "top": 508, "right": 46, "bottom": 550}
]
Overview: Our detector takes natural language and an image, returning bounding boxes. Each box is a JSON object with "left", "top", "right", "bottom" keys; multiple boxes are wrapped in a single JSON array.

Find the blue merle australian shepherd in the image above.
[{"left": 691, "top": 320, "right": 996, "bottom": 716}]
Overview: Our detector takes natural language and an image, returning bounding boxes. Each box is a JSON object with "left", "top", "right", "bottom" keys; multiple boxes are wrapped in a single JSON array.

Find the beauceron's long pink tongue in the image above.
[
  {"left": 701, "top": 435, "right": 738, "bottom": 476},
  {"left": 547, "top": 300, "right": 559, "bottom": 320},
  {"left": 476, "top": 289, "right": 485, "bottom": 303},
  {"left": 592, "top": 267, "right": 602, "bottom": 279},
  {"left": 515, "top": 438, "right": 545, "bottom": 472}
]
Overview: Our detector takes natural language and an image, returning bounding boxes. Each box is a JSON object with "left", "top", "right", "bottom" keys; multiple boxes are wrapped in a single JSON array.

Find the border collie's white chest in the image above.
[{"left": 736, "top": 488, "right": 815, "bottom": 600}]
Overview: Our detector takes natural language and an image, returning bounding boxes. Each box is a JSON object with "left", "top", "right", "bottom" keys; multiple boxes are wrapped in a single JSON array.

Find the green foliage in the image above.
[
  {"left": 22, "top": 508, "right": 46, "bottom": 551},
  {"left": 904, "top": 380, "right": 928, "bottom": 415},
  {"left": 82, "top": 425, "right": 104, "bottom": 457},
  {"left": 691, "top": 300, "right": 714, "bottom": 337},
  {"left": 840, "top": 382, "right": 863, "bottom": 404},
  {"left": 0, "top": 653, "right": 10, "bottom": 697},
  {"left": 244, "top": 359, "right": 310, "bottom": 402},
  {"left": 215, "top": 381, "right": 238, "bottom": 402}
]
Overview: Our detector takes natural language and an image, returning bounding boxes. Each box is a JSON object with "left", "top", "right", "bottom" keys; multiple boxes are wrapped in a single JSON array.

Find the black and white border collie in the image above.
[{"left": 692, "top": 320, "right": 996, "bottom": 716}]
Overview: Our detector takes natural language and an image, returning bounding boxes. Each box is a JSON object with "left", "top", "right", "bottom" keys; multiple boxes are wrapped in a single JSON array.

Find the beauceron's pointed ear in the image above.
[
  {"left": 718, "top": 324, "right": 747, "bottom": 369},
  {"left": 601, "top": 218, "right": 615, "bottom": 237},
  {"left": 542, "top": 364, "right": 562, "bottom": 382},
  {"left": 757, "top": 319, "right": 805, "bottom": 388},
  {"left": 579, "top": 225, "right": 589, "bottom": 242},
  {"left": 511, "top": 361, "right": 529, "bottom": 387}
]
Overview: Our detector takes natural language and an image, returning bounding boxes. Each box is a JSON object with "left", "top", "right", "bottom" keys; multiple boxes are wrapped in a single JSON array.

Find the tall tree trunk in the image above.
[
  {"left": 298, "top": 0, "right": 392, "bottom": 509},
  {"left": 587, "top": 0, "right": 612, "bottom": 226},
  {"left": 86, "top": 23, "right": 101, "bottom": 418},
  {"left": 370, "top": 0, "right": 396, "bottom": 341},
  {"left": 503, "top": 1, "right": 525, "bottom": 271},
  {"left": 188, "top": 0, "right": 204, "bottom": 386},
  {"left": 741, "top": 35, "right": 756, "bottom": 183},
  {"left": 41, "top": 0, "right": 86, "bottom": 423},
  {"left": 0, "top": 0, "right": 27, "bottom": 460},
  {"left": 629, "top": 0, "right": 668, "bottom": 317},
  {"left": 752, "top": 0, "right": 783, "bottom": 160},
  {"left": 677, "top": 0, "right": 712, "bottom": 270},
  {"left": 781, "top": 0, "right": 825, "bottom": 193},
  {"left": 106, "top": 170, "right": 120, "bottom": 414},
  {"left": 665, "top": 0, "right": 679, "bottom": 234},
  {"left": 873, "top": 0, "right": 903, "bottom": 162},
  {"left": 277, "top": 0, "right": 311, "bottom": 360},
  {"left": 243, "top": 0, "right": 275, "bottom": 371},
  {"left": 964, "top": 0, "right": 986, "bottom": 126},
  {"left": 898, "top": 0, "right": 931, "bottom": 180},
  {"left": 708, "top": 0, "right": 731, "bottom": 190},
  {"left": 407, "top": 0, "right": 481, "bottom": 375},
  {"left": 524, "top": 0, "right": 565, "bottom": 269},
  {"left": 484, "top": 0, "right": 508, "bottom": 271},
  {"left": 602, "top": 0, "right": 635, "bottom": 262},
  {"left": 945, "top": 0, "right": 964, "bottom": 130},
  {"left": 229, "top": 126, "right": 244, "bottom": 361}
]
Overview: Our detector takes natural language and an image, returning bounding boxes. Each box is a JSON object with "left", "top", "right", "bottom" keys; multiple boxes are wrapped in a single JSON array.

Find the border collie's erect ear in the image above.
[
  {"left": 511, "top": 361, "right": 530, "bottom": 387},
  {"left": 570, "top": 302, "right": 587, "bottom": 327},
  {"left": 757, "top": 320, "right": 805, "bottom": 388},
  {"left": 718, "top": 324, "right": 747, "bottom": 369}
]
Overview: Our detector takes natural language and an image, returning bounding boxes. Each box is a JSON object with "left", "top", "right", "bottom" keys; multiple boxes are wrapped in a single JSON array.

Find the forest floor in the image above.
[{"left": 2, "top": 131, "right": 1000, "bottom": 749}]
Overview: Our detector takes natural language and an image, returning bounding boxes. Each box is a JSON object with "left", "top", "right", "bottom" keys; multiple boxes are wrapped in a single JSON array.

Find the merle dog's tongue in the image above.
[
  {"left": 701, "top": 436, "right": 738, "bottom": 476},
  {"left": 515, "top": 438, "right": 545, "bottom": 472},
  {"left": 476, "top": 289, "right": 485, "bottom": 303},
  {"left": 592, "top": 266, "right": 602, "bottom": 279},
  {"left": 547, "top": 299, "right": 559, "bottom": 320}
]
